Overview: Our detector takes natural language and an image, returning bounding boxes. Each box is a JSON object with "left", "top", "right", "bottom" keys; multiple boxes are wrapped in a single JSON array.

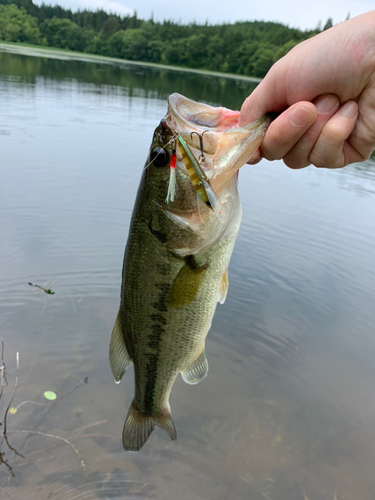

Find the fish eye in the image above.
[{"left": 151, "top": 147, "right": 169, "bottom": 168}]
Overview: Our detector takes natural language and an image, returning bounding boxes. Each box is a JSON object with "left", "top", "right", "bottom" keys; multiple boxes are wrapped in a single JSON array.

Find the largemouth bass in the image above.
[{"left": 109, "top": 93, "right": 270, "bottom": 451}]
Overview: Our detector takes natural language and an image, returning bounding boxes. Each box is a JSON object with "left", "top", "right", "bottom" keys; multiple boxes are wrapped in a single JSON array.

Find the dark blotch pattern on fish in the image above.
[
  {"left": 150, "top": 314, "right": 167, "bottom": 325},
  {"left": 144, "top": 279, "right": 169, "bottom": 413},
  {"left": 152, "top": 282, "right": 170, "bottom": 313}
]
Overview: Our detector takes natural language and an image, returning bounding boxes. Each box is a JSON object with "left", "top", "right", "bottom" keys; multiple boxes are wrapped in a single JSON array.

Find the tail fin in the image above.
[{"left": 122, "top": 400, "right": 177, "bottom": 452}]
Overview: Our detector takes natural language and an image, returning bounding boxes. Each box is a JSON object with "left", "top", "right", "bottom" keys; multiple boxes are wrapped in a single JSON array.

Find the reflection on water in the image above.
[
  {"left": 0, "top": 50, "right": 256, "bottom": 111},
  {"left": 1, "top": 48, "right": 375, "bottom": 500}
]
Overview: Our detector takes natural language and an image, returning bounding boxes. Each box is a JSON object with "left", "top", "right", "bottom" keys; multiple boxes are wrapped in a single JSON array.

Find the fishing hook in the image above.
[{"left": 190, "top": 130, "right": 208, "bottom": 164}]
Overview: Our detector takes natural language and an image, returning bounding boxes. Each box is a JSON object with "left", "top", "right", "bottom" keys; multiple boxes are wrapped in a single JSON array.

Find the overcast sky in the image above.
[{"left": 34, "top": 0, "right": 374, "bottom": 31}]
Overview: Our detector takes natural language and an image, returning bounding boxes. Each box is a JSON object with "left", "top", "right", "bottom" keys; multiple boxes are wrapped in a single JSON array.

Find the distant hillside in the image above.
[{"left": 0, "top": 0, "right": 331, "bottom": 78}]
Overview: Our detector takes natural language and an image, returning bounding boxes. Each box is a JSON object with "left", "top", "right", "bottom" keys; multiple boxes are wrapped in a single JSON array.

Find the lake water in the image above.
[{"left": 1, "top": 47, "right": 375, "bottom": 500}]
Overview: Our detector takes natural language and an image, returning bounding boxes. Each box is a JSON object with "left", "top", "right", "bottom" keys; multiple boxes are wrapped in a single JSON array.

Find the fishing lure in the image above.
[
  {"left": 166, "top": 149, "right": 177, "bottom": 203},
  {"left": 176, "top": 135, "right": 225, "bottom": 222}
]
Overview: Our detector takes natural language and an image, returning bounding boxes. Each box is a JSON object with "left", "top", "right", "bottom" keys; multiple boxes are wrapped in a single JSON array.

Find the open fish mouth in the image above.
[
  {"left": 160, "top": 94, "right": 271, "bottom": 223},
  {"left": 167, "top": 92, "right": 242, "bottom": 133},
  {"left": 164, "top": 93, "right": 271, "bottom": 190}
]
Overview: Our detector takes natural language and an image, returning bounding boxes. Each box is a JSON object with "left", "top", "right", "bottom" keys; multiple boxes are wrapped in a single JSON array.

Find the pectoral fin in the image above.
[
  {"left": 168, "top": 256, "right": 208, "bottom": 309},
  {"left": 218, "top": 267, "right": 229, "bottom": 304},
  {"left": 181, "top": 348, "right": 209, "bottom": 385},
  {"left": 109, "top": 311, "right": 132, "bottom": 382}
]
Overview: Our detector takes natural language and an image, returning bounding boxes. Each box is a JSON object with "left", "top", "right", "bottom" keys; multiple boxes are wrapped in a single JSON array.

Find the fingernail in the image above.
[
  {"left": 289, "top": 106, "right": 314, "bottom": 127},
  {"left": 339, "top": 101, "right": 358, "bottom": 118},
  {"left": 315, "top": 94, "right": 338, "bottom": 115}
]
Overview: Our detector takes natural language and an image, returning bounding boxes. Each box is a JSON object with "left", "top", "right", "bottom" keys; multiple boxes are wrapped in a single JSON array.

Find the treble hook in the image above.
[{"left": 190, "top": 130, "right": 208, "bottom": 164}]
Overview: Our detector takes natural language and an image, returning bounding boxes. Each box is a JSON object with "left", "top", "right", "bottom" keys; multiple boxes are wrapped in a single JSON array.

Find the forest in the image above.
[{"left": 0, "top": 0, "right": 334, "bottom": 78}]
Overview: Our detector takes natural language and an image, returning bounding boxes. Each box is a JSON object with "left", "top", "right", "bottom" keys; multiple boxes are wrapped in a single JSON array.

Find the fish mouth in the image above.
[
  {"left": 164, "top": 93, "right": 271, "bottom": 189},
  {"left": 167, "top": 93, "right": 242, "bottom": 133}
]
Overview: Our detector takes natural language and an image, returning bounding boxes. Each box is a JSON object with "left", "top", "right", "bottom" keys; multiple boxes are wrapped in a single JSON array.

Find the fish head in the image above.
[
  {"left": 143, "top": 119, "right": 179, "bottom": 205},
  {"left": 165, "top": 93, "right": 271, "bottom": 190},
  {"left": 142, "top": 93, "right": 271, "bottom": 256}
]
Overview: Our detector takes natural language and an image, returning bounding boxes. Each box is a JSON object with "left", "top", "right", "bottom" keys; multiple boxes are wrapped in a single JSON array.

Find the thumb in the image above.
[{"left": 238, "top": 61, "right": 288, "bottom": 127}]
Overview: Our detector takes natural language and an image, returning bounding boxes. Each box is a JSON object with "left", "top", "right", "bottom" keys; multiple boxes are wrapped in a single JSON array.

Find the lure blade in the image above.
[
  {"left": 196, "top": 192, "right": 207, "bottom": 224},
  {"left": 203, "top": 181, "right": 225, "bottom": 223}
]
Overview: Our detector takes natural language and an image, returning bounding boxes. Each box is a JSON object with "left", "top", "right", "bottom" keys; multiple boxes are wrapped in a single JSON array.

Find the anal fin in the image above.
[
  {"left": 109, "top": 310, "right": 132, "bottom": 383},
  {"left": 181, "top": 348, "right": 208, "bottom": 385}
]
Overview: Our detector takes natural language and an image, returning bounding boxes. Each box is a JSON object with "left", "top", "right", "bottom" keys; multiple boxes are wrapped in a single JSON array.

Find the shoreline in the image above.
[{"left": 0, "top": 42, "right": 262, "bottom": 83}]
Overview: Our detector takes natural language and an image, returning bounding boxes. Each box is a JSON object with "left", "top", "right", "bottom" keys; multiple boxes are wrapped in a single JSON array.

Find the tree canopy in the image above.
[{"left": 0, "top": 0, "right": 329, "bottom": 78}]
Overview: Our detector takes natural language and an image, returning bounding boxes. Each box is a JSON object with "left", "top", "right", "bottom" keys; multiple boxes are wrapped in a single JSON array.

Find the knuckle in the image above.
[
  {"left": 283, "top": 156, "right": 310, "bottom": 169},
  {"left": 309, "top": 149, "right": 344, "bottom": 168},
  {"left": 263, "top": 151, "right": 282, "bottom": 161},
  {"left": 323, "top": 121, "right": 346, "bottom": 143}
]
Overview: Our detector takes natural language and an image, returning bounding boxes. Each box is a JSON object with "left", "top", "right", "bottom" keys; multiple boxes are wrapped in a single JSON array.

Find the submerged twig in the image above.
[
  {"left": 292, "top": 473, "right": 309, "bottom": 500},
  {"left": 0, "top": 346, "right": 23, "bottom": 475},
  {"left": 13, "top": 400, "right": 46, "bottom": 412},
  {"left": 3, "top": 352, "right": 19, "bottom": 435},
  {"left": 18, "top": 376, "right": 89, "bottom": 454},
  {"left": 56, "top": 377, "right": 88, "bottom": 402},
  {"left": 9, "top": 430, "right": 86, "bottom": 472},
  {"left": 0, "top": 340, "right": 8, "bottom": 404},
  {"left": 8, "top": 377, "right": 88, "bottom": 417},
  {"left": 3, "top": 434, "right": 24, "bottom": 458},
  {"left": 33, "top": 376, "right": 88, "bottom": 428},
  {"left": 76, "top": 419, "right": 107, "bottom": 434},
  {"left": 0, "top": 450, "right": 14, "bottom": 477}
]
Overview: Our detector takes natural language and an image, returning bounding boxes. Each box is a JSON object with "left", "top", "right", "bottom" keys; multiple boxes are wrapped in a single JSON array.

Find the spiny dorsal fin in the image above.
[
  {"left": 168, "top": 256, "right": 208, "bottom": 309},
  {"left": 181, "top": 348, "right": 208, "bottom": 385},
  {"left": 218, "top": 267, "right": 229, "bottom": 304},
  {"left": 109, "top": 310, "right": 132, "bottom": 383},
  {"left": 122, "top": 401, "right": 176, "bottom": 451}
]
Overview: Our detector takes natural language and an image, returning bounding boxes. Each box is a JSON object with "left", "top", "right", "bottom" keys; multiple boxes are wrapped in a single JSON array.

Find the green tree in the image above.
[
  {"left": 205, "top": 35, "right": 225, "bottom": 71},
  {"left": 39, "top": 17, "right": 93, "bottom": 52},
  {"left": 185, "top": 34, "right": 207, "bottom": 67},
  {"left": 0, "top": 0, "right": 321, "bottom": 79},
  {"left": 103, "top": 16, "right": 118, "bottom": 38},
  {"left": 273, "top": 39, "right": 299, "bottom": 62},
  {"left": 0, "top": 4, "right": 43, "bottom": 44},
  {"left": 91, "top": 31, "right": 109, "bottom": 55},
  {"left": 252, "top": 45, "right": 275, "bottom": 78},
  {"left": 161, "top": 38, "right": 189, "bottom": 66},
  {"left": 109, "top": 28, "right": 148, "bottom": 60},
  {"left": 323, "top": 18, "right": 333, "bottom": 30},
  {"left": 228, "top": 41, "right": 259, "bottom": 75}
]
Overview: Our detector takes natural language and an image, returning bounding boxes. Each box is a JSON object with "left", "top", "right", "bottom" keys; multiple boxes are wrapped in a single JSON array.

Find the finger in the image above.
[
  {"left": 260, "top": 102, "right": 317, "bottom": 161},
  {"left": 239, "top": 70, "right": 280, "bottom": 126},
  {"left": 239, "top": 58, "right": 291, "bottom": 126},
  {"left": 283, "top": 94, "right": 340, "bottom": 169},
  {"left": 309, "top": 101, "right": 358, "bottom": 168},
  {"left": 348, "top": 87, "right": 375, "bottom": 162},
  {"left": 246, "top": 153, "right": 262, "bottom": 165}
]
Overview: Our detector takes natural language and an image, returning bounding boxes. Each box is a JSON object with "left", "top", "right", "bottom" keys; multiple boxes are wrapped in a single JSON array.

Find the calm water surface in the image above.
[{"left": 1, "top": 49, "right": 375, "bottom": 500}]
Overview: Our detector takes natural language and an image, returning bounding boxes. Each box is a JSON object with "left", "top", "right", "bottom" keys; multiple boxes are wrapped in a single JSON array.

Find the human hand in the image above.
[{"left": 239, "top": 11, "right": 375, "bottom": 169}]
